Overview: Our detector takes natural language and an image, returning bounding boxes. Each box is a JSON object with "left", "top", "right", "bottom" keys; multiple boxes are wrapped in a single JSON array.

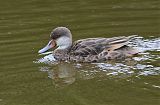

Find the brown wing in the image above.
[
  {"left": 70, "top": 38, "right": 106, "bottom": 57},
  {"left": 69, "top": 35, "right": 137, "bottom": 57}
]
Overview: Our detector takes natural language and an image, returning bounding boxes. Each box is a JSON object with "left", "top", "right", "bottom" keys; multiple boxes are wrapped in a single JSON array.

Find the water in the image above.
[{"left": 0, "top": 0, "right": 160, "bottom": 105}]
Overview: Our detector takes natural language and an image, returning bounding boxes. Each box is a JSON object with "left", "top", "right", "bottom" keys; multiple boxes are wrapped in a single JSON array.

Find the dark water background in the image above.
[{"left": 0, "top": 0, "right": 160, "bottom": 105}]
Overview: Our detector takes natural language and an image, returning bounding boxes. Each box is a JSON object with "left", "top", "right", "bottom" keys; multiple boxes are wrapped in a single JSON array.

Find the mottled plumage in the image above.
[{"left": 39, "top": 27, "right": 138, "bottom": 62}]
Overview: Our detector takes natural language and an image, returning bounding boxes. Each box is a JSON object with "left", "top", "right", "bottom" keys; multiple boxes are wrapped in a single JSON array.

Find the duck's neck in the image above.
[{"left": 53, "top": 45, "right": 71, "bottom": 61}]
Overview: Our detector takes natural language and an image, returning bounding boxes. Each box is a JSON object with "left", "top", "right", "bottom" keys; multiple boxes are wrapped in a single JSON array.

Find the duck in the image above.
[{"left": 38, "top": 27, "right": 138, "bottom": 62}]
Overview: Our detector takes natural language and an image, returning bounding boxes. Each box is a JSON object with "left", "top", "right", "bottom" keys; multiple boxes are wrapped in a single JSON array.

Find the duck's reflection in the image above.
[
  {"left": 40, "top": 62, "right": 76, "bottom": 88},
  {"left": 38, "top": 56, "right": 159, "bottom": 88}
]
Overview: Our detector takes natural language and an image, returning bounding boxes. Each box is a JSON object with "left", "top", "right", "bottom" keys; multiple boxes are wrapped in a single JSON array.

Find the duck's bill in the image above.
[{"left": 38, "top": 40, "right": 56, "bottom": 53}]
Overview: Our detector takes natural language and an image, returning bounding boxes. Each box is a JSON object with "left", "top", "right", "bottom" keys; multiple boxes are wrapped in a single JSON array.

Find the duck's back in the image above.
[{"left": 69, "top": 36, "right": 138, "bottom": 62}]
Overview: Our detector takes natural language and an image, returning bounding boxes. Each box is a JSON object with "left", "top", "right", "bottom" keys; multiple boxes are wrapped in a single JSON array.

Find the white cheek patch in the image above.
[{"left": 56, "top": 37, "right": 72, "bottom": 49}]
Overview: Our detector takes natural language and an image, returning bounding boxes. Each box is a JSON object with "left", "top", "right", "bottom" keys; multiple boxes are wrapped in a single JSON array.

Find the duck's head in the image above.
[{"left": 38, "top": 27, "right": 72, "bottom": 53}]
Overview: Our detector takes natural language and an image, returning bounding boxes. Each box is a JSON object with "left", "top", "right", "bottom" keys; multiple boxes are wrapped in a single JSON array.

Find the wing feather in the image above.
[{"left": 70, "top": 35, "right": 137, "bottom": 56}]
